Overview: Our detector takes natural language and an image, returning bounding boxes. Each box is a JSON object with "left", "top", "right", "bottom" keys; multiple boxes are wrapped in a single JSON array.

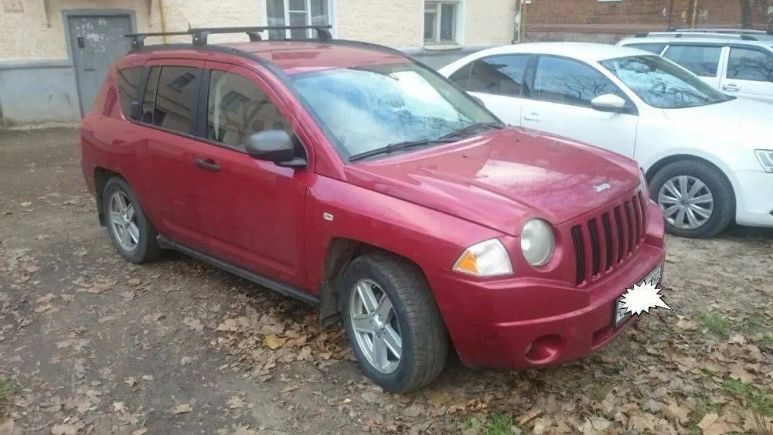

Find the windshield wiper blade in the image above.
[
  {"left": 348, "top": 138, "right": 454, "bottom": 162},
  {"left": 440, "top": 122, "right": 504, "bottom": 140}
]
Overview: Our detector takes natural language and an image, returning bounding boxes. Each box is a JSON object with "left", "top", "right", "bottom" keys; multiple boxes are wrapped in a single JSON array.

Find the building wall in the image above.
[
  {"left": 0, "top": 0, "right": 513, "bottom": 126},
  {"left": 524, "top": 0, "right": 772, "bottom": 42}
]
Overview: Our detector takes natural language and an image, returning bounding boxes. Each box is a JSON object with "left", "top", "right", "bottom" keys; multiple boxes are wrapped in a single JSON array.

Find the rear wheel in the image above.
[
  {"left": 341, "top": 252, "right": 448, "bottom": 393},
  {"left": 649, "top": 160, "right": 734, "bottom": 238},
  {"left": 102, "top": 177, "right": 162, "bottom": 263}
]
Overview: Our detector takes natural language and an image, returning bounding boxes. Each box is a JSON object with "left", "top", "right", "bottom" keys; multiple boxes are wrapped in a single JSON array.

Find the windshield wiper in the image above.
[
  {"left": 348, "top": 138, "right": 455, "bottom": 162},
  {"left": 439, "top": 122, "right": 504, "bottom": 140}
]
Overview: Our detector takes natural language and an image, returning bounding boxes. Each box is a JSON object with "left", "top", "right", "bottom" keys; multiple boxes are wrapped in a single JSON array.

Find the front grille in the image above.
[{"left": 570, "top": 192, "right": 647, "bottom": 285}]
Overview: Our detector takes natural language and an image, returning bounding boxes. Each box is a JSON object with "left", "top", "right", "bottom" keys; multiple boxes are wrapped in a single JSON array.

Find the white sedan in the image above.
[{"left": 439, "top": 42, "right": 773, "bottom": 238}]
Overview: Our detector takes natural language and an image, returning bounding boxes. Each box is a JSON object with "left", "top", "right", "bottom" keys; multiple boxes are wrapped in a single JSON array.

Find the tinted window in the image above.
[
  {"left": 153, "top": 66, "right": 198, "bottom": 134},
  {"left": 663, "top": 45, "right": 722, "bottom": 77},
  {"left": 141, "top": 67, "right": 160, "bottom": 124},
  {"left": 727, "top": 47, "right": 773, "bottom": 82},
  {"left": 533, "top": 56, "right": 623, "bottom": 107},
  {"left": 466, "top": 55, "right": 529, "bottom": 96},
  {"left": 626, "top": 43, "right": 666, "bottom": 54},
  {"left": 116, "top": 67, "right": 143, "bottom": 120},
  {"left": 206, "top": 71, "right": 290, "bottom": 148}
]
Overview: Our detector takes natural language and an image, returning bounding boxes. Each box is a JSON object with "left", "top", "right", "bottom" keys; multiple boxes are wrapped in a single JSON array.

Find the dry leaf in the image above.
[
  {"left": 171, "top": 403, "right": 193, "bottom": 414},
  {"left": 263, "top": 335, "right": 287, "bottom": 350}
]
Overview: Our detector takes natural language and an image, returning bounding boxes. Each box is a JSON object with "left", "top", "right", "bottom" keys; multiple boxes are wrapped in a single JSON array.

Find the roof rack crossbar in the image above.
[{"left": 125, "top": 25, "right": 333, "bottom": 48}]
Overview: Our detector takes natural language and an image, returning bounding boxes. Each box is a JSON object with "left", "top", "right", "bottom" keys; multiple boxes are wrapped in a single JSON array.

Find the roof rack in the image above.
[
  {"left": 634, "top": 30, "right": 765, "bottom": 41},
  {"left": 674, "top": 27, "right": 768, "bottom": 35},
  {"left": 125, "top": 25, "right": 333, "bottom": 49}
]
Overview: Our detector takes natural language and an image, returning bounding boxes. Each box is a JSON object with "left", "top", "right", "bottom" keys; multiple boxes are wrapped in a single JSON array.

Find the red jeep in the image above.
[{"left": 80, "top": 26, "right": 665, "bottom": 393}]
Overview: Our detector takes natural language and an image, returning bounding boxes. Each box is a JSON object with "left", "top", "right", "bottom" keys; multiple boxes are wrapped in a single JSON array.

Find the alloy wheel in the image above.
[
  {"left": 348, "top": 279, "right": 402, "bottom": 374},
  {"left": 657, "top": 175, "right": 714, "bottom": 230},
  {"left": 109, "top": 191, "right": 140, "bottom": 252}
]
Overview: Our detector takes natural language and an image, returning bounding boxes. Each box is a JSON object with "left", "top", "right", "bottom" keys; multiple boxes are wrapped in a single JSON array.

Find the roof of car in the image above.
[{"left": 468, "top": 42, "right": 650, "bottom": 63}]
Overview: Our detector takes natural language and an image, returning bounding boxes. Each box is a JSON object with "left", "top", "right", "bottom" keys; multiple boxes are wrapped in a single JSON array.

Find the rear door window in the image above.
[
  {"left": 153, "top": 66, "right": 199, "bottom": 134},
  {"left": 116, "top": 67, "right": 143, "bottom": 120},
  {"left": 727, "top": 47, "right": 773, "bottom": 82},
  {"left": 464, "top": 55, "right": 530, "bottom": 96},
  {"left": 663, "top": 45, "right": 722, "bottom": 77},
  {"left": 206, "top": 70, "right": 290, "bottom": 148},
  {"left": 626, "top": 43, "right": 666, "bottom": 54}
]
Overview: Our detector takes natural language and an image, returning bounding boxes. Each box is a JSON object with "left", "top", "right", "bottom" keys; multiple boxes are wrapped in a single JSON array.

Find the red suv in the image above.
[{"left": 80, "top": 26, "right": 666, "bottom": 393}]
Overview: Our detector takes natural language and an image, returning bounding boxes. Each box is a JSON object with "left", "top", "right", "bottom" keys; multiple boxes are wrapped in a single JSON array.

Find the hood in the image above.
[
  {"left": 662, "top": 98, "right": 773, "bottom": 148},
  {"left": 344, "top": 128, "right": 640, "bottom": 236}
]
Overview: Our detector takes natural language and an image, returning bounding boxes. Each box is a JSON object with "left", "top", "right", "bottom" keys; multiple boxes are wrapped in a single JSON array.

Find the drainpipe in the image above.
[
  {"left": 158, "top": 0, "right": 168, "bottom": 43},
  {"left": 667, "top": 0, "right": 675, "bottom": 30}
]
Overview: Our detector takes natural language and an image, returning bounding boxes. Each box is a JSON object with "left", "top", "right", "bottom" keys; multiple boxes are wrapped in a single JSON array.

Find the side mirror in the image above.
[
  {"left": 469, "top": 94, "right": 486, "bottom": 107},
  {"left": 245, "top": 130, "right": 306, "bottom": 168},
  {"left": 591, "top": 94, "right": 627, "bottom": 113}
]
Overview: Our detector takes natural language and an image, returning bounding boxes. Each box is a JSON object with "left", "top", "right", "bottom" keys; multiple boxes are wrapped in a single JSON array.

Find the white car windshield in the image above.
[
  {"left": 600, "top": 55, "right": 730, "bottom": 109},
  {"left": 292, "top": 63, "right": 500, "bottom": 160}
]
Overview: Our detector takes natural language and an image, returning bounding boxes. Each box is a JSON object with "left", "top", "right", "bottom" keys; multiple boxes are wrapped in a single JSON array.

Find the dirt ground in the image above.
[{"left": 0, "top": 128, "right": 771, "bottom": 435}]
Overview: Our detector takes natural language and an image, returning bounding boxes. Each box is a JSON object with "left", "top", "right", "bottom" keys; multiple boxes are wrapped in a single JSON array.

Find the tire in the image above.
[
  {"left": 102, "top": 177, "right": 163, "bottom": 263},
  {"left": 649, "top": 160, "right": 734, "bottom": 238},
  {"left": 340, "top": 252, "right": 448, "bottom": 393}
]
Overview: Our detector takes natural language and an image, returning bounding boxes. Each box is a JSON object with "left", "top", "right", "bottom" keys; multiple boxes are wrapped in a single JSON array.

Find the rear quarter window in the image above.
[{"left": 116, "top": 67, "right": 144, "bottom": 120}]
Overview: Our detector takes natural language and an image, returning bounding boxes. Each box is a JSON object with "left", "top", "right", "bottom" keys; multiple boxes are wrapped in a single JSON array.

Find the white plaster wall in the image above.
[
  {"left": 0, "top": 0, "right": 158, "bottom": 60},
  {"left": 464, "top": 0, "right": 516, "bottom": 46}
]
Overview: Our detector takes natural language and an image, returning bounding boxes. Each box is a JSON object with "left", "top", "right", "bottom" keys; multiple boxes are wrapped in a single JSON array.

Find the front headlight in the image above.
[
  {"left": 755, "top": 150, "right": 773, "bottom": 173},
  {"left": 521, "top": 219, "right": 555, "bottom": 267},
  {"left": 453, "top": 239, "right": 513, "bottom": 277},
  {"left": 639, "top": 167, "right": 649, "bottom": 195}
]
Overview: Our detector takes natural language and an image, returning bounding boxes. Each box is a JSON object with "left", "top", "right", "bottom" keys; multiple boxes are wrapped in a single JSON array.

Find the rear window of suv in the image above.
[{"left": 116, "top": 67, "right": 143, "bottom": 120}]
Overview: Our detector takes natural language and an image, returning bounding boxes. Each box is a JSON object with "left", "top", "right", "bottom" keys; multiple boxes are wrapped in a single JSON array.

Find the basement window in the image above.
[{"left": 424, "top": 1, "right": 459, "bottom": 44}]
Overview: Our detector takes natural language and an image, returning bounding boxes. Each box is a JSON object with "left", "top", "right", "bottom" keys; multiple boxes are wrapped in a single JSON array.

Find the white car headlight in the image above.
[
  {"left": 755, "top": 150, "right": 773, "bottom": 173},
  {"left": 521, "top": 219, "right": 555, "bottom": 267},
  {"left": 453, "top": 239, "right": 513, "bottom": 277},
  {"left": 639, "top": 167, "right": 649, "bottom": 195}
]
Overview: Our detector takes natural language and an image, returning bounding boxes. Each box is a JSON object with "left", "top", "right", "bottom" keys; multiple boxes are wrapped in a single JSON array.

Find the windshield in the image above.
[
  {"left": 291, "top": 63, "right": 500, "bottom": 160},
  {"left": 600, "top": 55, "right": 730, "bottom": 109}
]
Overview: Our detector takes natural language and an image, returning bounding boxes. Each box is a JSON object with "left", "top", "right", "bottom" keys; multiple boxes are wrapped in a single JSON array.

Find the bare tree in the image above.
[{"left": 740, "top": 0, "right": 754, "bottom": 28}]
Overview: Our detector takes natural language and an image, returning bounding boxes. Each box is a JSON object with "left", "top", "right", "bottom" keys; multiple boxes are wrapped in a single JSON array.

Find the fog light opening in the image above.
[{"left": 524, "top": 334, "right": 565, "bottom": 364}]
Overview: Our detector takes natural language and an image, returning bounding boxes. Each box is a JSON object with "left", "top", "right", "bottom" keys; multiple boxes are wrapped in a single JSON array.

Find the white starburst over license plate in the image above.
[{"left": 614, "top": 265, "right": 663, "bottom": 327}]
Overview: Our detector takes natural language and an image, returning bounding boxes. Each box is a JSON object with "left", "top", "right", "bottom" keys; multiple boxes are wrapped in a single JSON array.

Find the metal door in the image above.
[{"left": 67, "top": 14, "right": 132, "bottom": 115}]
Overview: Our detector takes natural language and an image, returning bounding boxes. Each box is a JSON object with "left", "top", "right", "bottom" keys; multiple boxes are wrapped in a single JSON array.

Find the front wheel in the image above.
[
  {"left": 649, "top": 160, "right": 734, "bottom": 238},
  {"left": 340, "top": 252, "right": 448, "bottom": 393}
]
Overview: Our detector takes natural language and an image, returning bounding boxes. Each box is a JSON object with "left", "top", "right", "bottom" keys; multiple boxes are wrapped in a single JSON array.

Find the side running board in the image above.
[{"left": 157, "top": 235, "right": 319, "bottom": 306}]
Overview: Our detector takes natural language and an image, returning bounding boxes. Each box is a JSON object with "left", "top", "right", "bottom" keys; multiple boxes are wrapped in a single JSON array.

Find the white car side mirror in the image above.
[{"left": 591, "top": 94, "right": 627, "bottom": 113}]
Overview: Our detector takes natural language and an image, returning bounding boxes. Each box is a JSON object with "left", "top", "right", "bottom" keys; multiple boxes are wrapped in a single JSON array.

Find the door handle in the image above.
[
  {"left": 723, "top": 83, "right": 740, "bottom": 92},
  {"left": 194, "top": 158, "right": 221, "bottom": 171},
  {"left": 523, "top": 112, "right": 541, "bottom": 122}
]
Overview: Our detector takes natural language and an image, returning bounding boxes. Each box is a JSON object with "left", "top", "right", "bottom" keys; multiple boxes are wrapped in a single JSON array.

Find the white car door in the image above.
[
  {"left": 520, "top": 55, "right": 639, "bottom": 158},
  {"left": 445, "top": 54, "right": 532, "bottom": 126},
  {"left": 720, "top": 46, "right": 773, "bottom": 103}
]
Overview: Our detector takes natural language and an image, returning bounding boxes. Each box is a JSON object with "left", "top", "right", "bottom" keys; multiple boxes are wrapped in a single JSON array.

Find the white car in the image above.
[
  {"left": 617, "top": 30, "right": 773, "bottom": 103},
  {"left": 439, "top": 42, "right": 773, "bottom": 237}
]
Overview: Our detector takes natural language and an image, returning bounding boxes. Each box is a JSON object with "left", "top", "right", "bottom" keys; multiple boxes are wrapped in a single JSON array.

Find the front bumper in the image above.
[
  {"left": 428, "top": 203, "right": 666, "bottom": 369},
  {"left": 734, "top": 170, "right": 773, "bottom": 227}
]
